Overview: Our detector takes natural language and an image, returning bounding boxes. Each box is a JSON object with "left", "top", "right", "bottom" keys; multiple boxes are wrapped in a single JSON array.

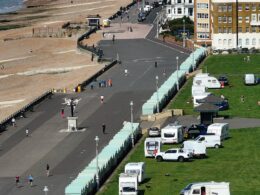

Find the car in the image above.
[
  {"left": 218, "top": 75, "right": 229, "bottom": 85},
  {"left": 148, "top": 127, "right": 160, "bottom": 137},
  {"left": 137, "top": 12, "right": 146, "bottom": 22},
  {"left": 184, "top": 124, "right": 207, "bottom": 140},
  {"left": 153, "top": 2, "right": 159, "bottom": 7},
  {"left": 155, "top": 148, "right": 191, "bottom": 162}
]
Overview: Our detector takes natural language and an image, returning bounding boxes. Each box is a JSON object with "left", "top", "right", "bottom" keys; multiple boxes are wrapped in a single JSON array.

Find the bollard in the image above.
[{"left": 63, "top": 88, "right": 67, "bottom": 93}]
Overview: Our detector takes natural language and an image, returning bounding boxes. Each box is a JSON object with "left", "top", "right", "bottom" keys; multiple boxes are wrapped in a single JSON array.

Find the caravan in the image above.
[
  {"left": 124, "top": 162, "right": 145, "bottom": 183},
  {"left": 207, "top": 123, "right": 229, "bottom": 140},
  {"left": 119, "top": 173, "right": 138, "bottom": 195},
  {"left": 144, "top": 137, "right": 162, "bottom": 157},
  {"left": 193, "top": 73, "right": 221, "bottom": 89},
  {"left": 161, "top": 124, "right": 184, "bottom": 144},
  {"left": 180, "top": 181, "right": 230, "bottom": 195},
  {"left": 195, "top": 135, "right": 222, "bottom": 148},
  {"left": 182, "top": 140, "right": 207, "bottom": 158},
  {"left": 192, "top": 85, "right": 207, "bottom": 97}
]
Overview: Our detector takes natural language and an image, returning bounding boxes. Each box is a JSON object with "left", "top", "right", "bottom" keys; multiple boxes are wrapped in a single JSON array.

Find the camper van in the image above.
[
  {"left": 180, "top": 181, "right": 230, "bottom": 195},
  {"left": 193, "top": 74, "right": 221, "bottom": 89},
  {"left": 124, "top": 162, "right": 145, "bottom": 183},
  {"left": 207, "top": 123, "right": 229, "bottom": 140},
  {"left": 195, "top": 135, "right": 222, "bottom": 148},
  {"left": 161, "top": 124, "right": 184, "bottom": 144},
  {"left": 192, "top": 85, "right": 207, "bottom": 97},
  {"left": 119, "top": 173, "right": 138, "bottom": 195},
  {"left": 144, "top": 137, "right": 162, "bottom": 157},
  {"left": 182, "top": 140, "right": 207, "bottom": 158},
  {"left": 193, "top": 92, "right": 211, "bottom": 107},
  {"left": 244, "top": 74, "right": 258, "bottom": 85}
]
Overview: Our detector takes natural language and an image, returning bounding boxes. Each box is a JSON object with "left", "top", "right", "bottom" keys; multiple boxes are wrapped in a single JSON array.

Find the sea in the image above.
[{"left": 0, "top": 0, "right": 24, "bottom": 14}]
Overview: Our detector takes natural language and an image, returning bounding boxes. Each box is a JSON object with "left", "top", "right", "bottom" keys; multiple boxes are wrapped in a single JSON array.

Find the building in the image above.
[
  {"left": 194, "top": 0, "right": 211, "bottom": 45},
  {"left": 166, "top": 0, "right": 194, "bottom": 20},
  {"left": 211, "top": 0, "right": 260, "bottom": 50}
]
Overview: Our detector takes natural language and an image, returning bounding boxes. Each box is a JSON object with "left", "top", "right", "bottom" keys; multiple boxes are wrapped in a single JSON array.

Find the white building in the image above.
[{"left": 166, "top": 0, "right": 194, "bottom": 21}]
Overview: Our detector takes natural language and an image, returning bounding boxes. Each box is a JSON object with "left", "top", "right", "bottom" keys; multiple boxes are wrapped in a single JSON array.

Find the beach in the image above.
[{"left": 0, "top": 0, "right": 133, "bottom": 121}]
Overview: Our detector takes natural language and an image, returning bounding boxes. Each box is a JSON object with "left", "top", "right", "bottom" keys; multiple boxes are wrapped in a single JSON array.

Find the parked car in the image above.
[
  {"left": 218, "top": 75, "right": 229, "bottom": 85},
  {"left": 138, "top": 12, "right": 146, "bottom": 22},
  {"left": 148, "top": 127, "right": 161, "bottom": 137},
  {"left": 155, "top": 148, "right": 191, "bottom": 162},
  {"left": 184, "top": 124, "right": 207, "bottom": 140}
]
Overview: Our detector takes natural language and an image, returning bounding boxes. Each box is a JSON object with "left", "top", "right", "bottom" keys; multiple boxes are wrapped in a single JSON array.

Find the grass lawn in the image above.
[
  {"left": 99, "top": 128, "right": 260, "bottom": 195},
  {"left": 169, "top": 54, "right": 260, "bottom": 118}
]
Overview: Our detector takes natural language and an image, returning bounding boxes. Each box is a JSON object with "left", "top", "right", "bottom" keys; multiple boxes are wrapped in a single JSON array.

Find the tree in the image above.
[{"left": 167, "top": 16, "right": 194, "bottom": 38}]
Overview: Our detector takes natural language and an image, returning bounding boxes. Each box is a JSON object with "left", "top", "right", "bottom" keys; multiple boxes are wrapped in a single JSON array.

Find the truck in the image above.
[
  {"left": 161, "top": 124, "right": 184, "bottom": 144},
  {"left": 119, "top": 173, "right": 138, "bottom": 195},
  {"left": 155, "top": 148, "right": 191, "bottom": 162},
  {"left": 124, "top": 162, "right": 145, "bottom": 183},
  {"left": 144, "top": 137, "right": 162, "bottom": 157},
  {"left": 207, "top": 123, "right": 229, "bottom": 141},
  {"left": 195, "top": 135, "right": 222, "bottom": 149},
  {"left": 182, "top": 140, "right": 207, "bottom": 158},
  {"left": 193, "top": 73, "right": 221, "bottom": 89},
  {"left": 180, "top": 181, "right": 230, "bottom": 195}
]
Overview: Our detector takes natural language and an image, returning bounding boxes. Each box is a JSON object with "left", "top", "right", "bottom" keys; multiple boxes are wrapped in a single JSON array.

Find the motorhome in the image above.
[
  {"left": 193, "top": 73, "right": 221, "bottom": 89},
  {"left": 193, "top": 92, "right": 211, "bottom": 107},
  {"left": 244, "top": 74, "right": 258, "bottom": 85},
  {"left": 161, "top": 124, "right": 184, "bottom": 144},
  {"left": 192, "top": 85, "right": 207, "bottom": 97},
  {"left": 182, "top": 140, "right": 207, "bottom": 158},
  {"left": 207, "top": 123, "right": 229, "bottom": 141},
  {"left": 180, "top": 181, "right": 230, "bottom": 195},
  {"left": 144, "top": 137, "right": 162, "bottom": 157},
  {"left": 119, "top": 173, "right": 138, "bottom": 195},
  {"left": 124, "top": 162, "right": 145, "bottom": 183},
  {"left": 195, "top": 135, "right": 222, "bottom": 148}
]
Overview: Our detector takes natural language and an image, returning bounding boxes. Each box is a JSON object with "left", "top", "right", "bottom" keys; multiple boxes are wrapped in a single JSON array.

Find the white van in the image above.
[
  {"left": 144, "top": 137, "right": 162, "bottom": 157},
  {"left": 182, "top": 140, "right": 207, "bottom": 158},
  {"left": 193, "top": 74, "right": 221, "bottom": 89},
  {"left": 161, "top": 124, "right": 184, "bottom": 144},
  {"left": 195, "top": 135, "right": 222, "bottom": 148},
  {"left": 124, "top": 162, "right": 145, "bottom": 183},
  {"left": 193, "top": 92, "right": 211, "bottom": 107},
  {"left": 207, "top": 123, "right": 229, "bottom": 140},
  {"left": 244, "top": 74, "right": 258, "bottom": 85},
  {"left": 180, "top": 181, "right": 230, "bottom": 195},
  {"left": 192, "top": 85, "right": 207, "bottom": 97},
  {"left": 119, "top": 173, "right": 138, "bottom": 195}
]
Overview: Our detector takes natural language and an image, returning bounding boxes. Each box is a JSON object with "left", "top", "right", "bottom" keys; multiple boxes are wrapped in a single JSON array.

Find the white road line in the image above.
[
  {"left": 129, "top": 64, "right": 153, "bottom": 87},
  {"left": 145, "top": 38, "right": 190, "bottom": 56},
  {"left": 54, "top": 0, "right": 115, "bottom": 9},
  {"left": 54, "top": 50, "right": 76, "bottom": 54},
  {"left": 0, "top": 56, "right": 34, "bottom": 63}
]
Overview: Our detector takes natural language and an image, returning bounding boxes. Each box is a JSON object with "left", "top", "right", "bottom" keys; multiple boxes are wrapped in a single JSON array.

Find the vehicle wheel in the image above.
[
  {"left": 156, "top": 156, "right": 163, "bottom": 162},
  {"left": 178, "top": 156, "right": 184, "bottom": 162},
  {"left": 215, "top": 144, "right": 220, "bottom": 149}
]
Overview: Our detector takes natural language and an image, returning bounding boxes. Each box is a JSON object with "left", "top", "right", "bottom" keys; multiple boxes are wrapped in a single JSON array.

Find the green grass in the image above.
[
  {"left": 169, "top": 54, "right": 260, "bottom": 118},
  {"left": 0, "top": 24, "right": 26, "bottom": 31},
  {"left": 99, "top": 128, "right": 260, "bottom": 195}
]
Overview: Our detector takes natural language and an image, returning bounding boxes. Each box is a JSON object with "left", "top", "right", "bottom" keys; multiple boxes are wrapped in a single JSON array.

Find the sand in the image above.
[{"left": 0, "top": 0, "right": 132, "bottom": 122}]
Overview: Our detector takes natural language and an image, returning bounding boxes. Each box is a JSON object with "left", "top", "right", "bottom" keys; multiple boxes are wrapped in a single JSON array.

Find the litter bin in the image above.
[{"left": 77, "top": 85, "right": 81, "bottom": 93}]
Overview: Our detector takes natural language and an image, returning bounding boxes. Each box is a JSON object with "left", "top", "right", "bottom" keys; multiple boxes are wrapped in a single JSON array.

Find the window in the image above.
[
  {"left": 177, "top": 0, "right": 182, "bottom": 3},
  {"left": 218, "top": 6, "right": 222, "bottom": 12},
  {"left": 223, "top": 28, "right": 227, "bottom": 33},
  {"left": 223, "top": 16, "right": 227, "bottom": 23},
  {"left": 192, "top": 189, "right": 200, "bottom": 194},
  {"left": 166, "top": 150, "right": 177, "bottom": 153},
  {"left": 246, "top": 27, "right": 250, "bottom": 32},
  {"left": 218, "top": 28, "right": 222, "bottom": 33},
  {"left": 197, "top": 3, "right": 208, "bottom": 9},
  {"left": 168, "top": 9, "right": 171, "bottom": 14},
  {"left": 252, "top": 27, "right": 256, "bottom": 33},
  {"left": 222, "top": 5, "right": 227, "bottom": 12},
  {"left": 189, "top": 0, "right": 192, "bottom": 3},
  {"left": 164, "top": 133, "right": 175, "bottom": 138},
  {"left": 238, "top": 5, "right": 242, "bottom": 11},
  {"left": 238, "top": 16, "right": 242, "bottom": 23},
  {"left": 258, "top": 15, "right": 260, "bottom": 22},
  {"left": 218, "top": 39, "right": 222, "bottom": 45},
  {"left": 228, "top": 39, "right": 232, "bottom": 46},
  {"left": 178, "top": 8, "right": 182, "bottom": 14},
  {"left": 188, "top": 8, "right": 193, "bottom": 16},
  {"left": 223, "top": 39, "right": 227, "bottom": 45},
  {"left": 252, "top": 38, "right": 256, "bottom": 45},
  {"left": 218, "top": 16, "right": 222, "bottom": 23},
  {"left": 252, "top": 4, "right": 256, "bottom": 11},
  {"left": 245, "top": 16, "right": 250, "bottom": 23},
  {"left": 228, "top": 17, "right": 232, "bottom": 23},
  {"left": 238, "top": 38, "right": 242, "bottom": 46},
  {"left": 252, "top": 14, "right": 257, "bottom": 21},
  {"left": 228, "top": 5, "right": 232, "bottom": 12},
  {"left": 246, "top": 38, "right": 249, "bottom": 45},
  {"left": 238, "top": 27, "right": 242, "bottom": 33},
  {"left": 245, "top": 4, "right": 250, "bottom": 11},
  {"left": 228, "top": 28, "right": 232, "bottom": 33}
]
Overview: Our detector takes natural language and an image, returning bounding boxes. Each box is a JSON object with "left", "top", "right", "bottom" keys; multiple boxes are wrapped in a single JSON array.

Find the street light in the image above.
[
  {"left": 95, "top": 136, "right": 100, "bottom": 190},
  {"left": 183, "top": 19, "right": 186, "bottom": 48},
  {"left": 156, "top": 12, "right": 159, "bottom": 38},
  {"left": 176, "top": 56, "right": 179, "bottom": 91},
  {"left": 43, "top": 186, "right": 49, "bottom": 195},
  {"left": 192, "top": 40, "right": 195, "bottom": 71},
  {"left": 130, "top": 101, "right": 134, "bottom": 148},
  {"left": 155, "top": 76, "right": 160, "bottom": 113}
]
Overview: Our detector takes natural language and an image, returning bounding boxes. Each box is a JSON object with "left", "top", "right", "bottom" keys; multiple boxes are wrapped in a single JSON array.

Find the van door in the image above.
[{"left": 201, "top": 186, "right": 206, "bottom": 195}]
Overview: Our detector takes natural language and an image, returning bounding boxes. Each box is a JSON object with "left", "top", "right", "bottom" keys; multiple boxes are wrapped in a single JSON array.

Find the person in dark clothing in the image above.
[
  {"left": 102, "top": 124, "right": 106, "bottom": 134},
  {"left": 155, "top": 61, "right": 158, "bottom": 68},
  {"left": 46, "top": 164, "right": 50, "bottom": 177}
]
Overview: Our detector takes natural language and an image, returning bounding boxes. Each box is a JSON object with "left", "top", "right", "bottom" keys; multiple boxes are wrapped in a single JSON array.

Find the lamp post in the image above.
[
  {"left": 156, "top": 12, "right": 159, "bottom": 38},
  {"left": 192, "top": 40, "right": 195, "bottom": 71},
  {"left": 155, "top": 76, "right": 159, "bottom": 113},
  {"left": 43, "top": 186, "right": 49, "bottom": 195},
  {"left": 95, "top": 136, "right": 100, "bottom": 190},
  {"left": 176, "top": 56, "right": 179, "bottom": 91},
  {"left": 183, "top": 19, "right": 186, "bottom": 48},
  {"left": 130, "top": 101, "right": 134, "bottom": 148}
]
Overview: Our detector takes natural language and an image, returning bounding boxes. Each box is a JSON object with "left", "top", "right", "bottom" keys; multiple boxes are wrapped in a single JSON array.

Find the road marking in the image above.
[
  {"left": 54, "top": 50, "right": 76, "bottom": 54},
  {"left": 0, "top": 56, "right": 34, "bottom": 63},
  {"left": 129, "top": 64, "right": 153, "bottom": 87},
  {"left": 54, "top": 0, "right": 115, "bottom": 9}
]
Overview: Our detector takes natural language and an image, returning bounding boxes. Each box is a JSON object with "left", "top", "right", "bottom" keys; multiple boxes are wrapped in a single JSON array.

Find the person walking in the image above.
[
  {"left": 46, "top": 164, "right": 50, "bottom": 177},
  {"left": 100, "top": 96, "right": 104, "bottom": 104},
  {"left": 28, "top": 175, "right": 33, "bottom": 187},
  {"left": 154, "top": 61, "right": 158, "bottom": 68},
  {"left": 102, "top": 123, "right": 106, "bottom": 134},
  {"left": 124, "top": 69, "right": 128, "bottom": 76},
  {"left": 11, "top": 118, "right": 16, "bottom": 127},
  {"left": 61, "top": 108, "right": 65, "bottom": 118},
  {"left": 26, "top": 129, "right": 29, "bottom": 137},
  {"left": 112, "top": 34, "right": 115, "bottom": 44},
  {"left": 15, "top": 176, "right": 20, "bottom": 187}
]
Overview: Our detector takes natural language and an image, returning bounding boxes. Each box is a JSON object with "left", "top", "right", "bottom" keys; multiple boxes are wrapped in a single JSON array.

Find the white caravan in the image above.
[
  {"left": 124, "top": 162, "right": 145, "bottom": 183},
  {"left": 193, "top": 92, "right": 211, "bottom": 107},
  {"left": 244, "top": 74, "right": 258, "bottom": 85},
  {"left": 193, "top": 73, "right": 221, "bottom": 89},
  {"left": 182, "top": 140, "right": 207, "bottom": 158},
  {"left": 144, "top": 137, "right": 162, "bottom": 157},
  {"left": 180, "top": 181, "right": 230, "bottom": 195},
  {"left": 207, "top": 123, "right": 229, "bottom": 140},
  {"left": 161, "top": 124, "right": 184, "bottom": 144},
  {"left": 192, "top": 85, "right": 207, "bottom": 97},
  {"left": 119, "top": 173, "right": 138, "bottom": 195},
  {"left": 195, "top": 135, "right": 222, "bottom": 148}
]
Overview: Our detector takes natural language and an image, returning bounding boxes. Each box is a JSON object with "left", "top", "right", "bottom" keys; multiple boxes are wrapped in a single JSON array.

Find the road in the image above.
[{"left": 0, "top": 5, "right": 189, "bottom": 195}]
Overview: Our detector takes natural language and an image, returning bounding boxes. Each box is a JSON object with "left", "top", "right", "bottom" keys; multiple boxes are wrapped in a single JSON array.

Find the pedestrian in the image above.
[
  {"left": 155, "top": 61, "right": 158, "bottom": 68},
  {"left": 102, "top": 32, "right": 105, "bottom": 37},
  {"left": 26, "top": 129, "right": 29, "bottom": 137},
  {"left": 127, "top": 14, "right": 129, "bottom": 21},
  {"left": 102, "top": 123, "right": 106, "bottom": 134},
  {"left": 108, "top": 79, "right": 112, "bottom": 87},
  {"left": 220, "top": 94, "right": 225, "bottom": 100},
  {"left": 112, "top": 34, "right": 115, "bottom": 43},
  {"left": 100, "top": 95, "right": 104, "bottom": 104},
  {"left": 28, "top": 175, "right": 33, "bottom": 187},
  {"left": 46, "top": 164, "right": 50, "bottom": 177},
  {"left": 163, "top": 69, "right": 166, "bottom": 77},
  {"left": 11, "top": 118, "right": 16, "bottom": 127},
  {"left": 61, "top": 108, "right": 65, "bottom": 118},
  {"left": 90, "top": 84, "right": 94, "bottom": 90},
  {"left": 91, "top": 52, "right": 94, "bottom": 61},
  {"left": 124, "top": 69, "right": 128, "bottom": 76},
  {"left": 15, "top": 176, "right": 20, "bottom": 187}
]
